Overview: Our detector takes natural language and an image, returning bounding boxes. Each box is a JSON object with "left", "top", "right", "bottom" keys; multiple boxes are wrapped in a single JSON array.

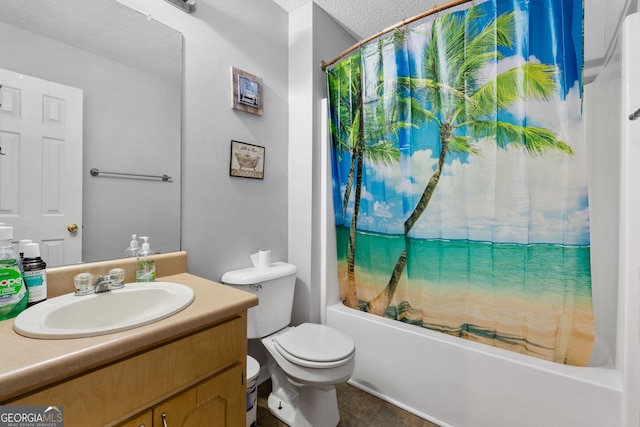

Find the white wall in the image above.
[
  {"left": 0, "top": 21, "right": 181, "bottom": 262},
  {"left": 586, "top": 8, "right": 640, "bottom": 424},
  {"left": 288, "top": 3, "right": 315, "bottom": 325},
  {"left": 117, "top": 0, "right": 290, "bottom": 282},
  {"left": 584, "top": 61, "right": 622, "bottom": 364},
  {"left": 619, "top": 13, "right": 640, "bottom": 426},
  {"left": 288, "top": 2, "right": 356, "bottom": 325},
  {"left": 115, "top": 0, "right": 353, "bottom": 371}
]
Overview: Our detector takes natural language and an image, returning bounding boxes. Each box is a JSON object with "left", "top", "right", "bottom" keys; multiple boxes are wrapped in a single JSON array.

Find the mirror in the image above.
[{"left": 0, "top": 0, "right": 182, "bottom": 266}]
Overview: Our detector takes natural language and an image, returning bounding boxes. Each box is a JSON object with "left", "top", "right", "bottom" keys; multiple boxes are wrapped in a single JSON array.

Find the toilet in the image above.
[{"left": 221, "top": 262, "right": 355, "bottom": 427}]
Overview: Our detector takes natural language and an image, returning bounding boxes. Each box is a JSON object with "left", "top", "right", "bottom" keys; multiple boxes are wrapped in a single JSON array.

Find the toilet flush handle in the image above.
[{"left": 250, "top": 283, "right": 263, "bottom": 291}]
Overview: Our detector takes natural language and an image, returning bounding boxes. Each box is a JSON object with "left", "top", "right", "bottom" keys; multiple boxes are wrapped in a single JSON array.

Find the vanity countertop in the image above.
[{"left": 0, "top": 273, "right": 258, "bottom": 402}]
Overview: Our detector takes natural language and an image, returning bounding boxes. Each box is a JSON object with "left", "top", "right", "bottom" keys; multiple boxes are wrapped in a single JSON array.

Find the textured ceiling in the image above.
[
  {"left": 272, "top": 0, "right": 442, "bottom": 39},
  {"left": 0, "top": 0, "right": 181, "bottom": 82}
]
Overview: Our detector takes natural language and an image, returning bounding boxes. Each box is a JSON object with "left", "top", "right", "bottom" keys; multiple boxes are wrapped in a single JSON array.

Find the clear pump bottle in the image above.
[
  {"left": 124, "top": 234, "right": 139, "bottom": 258},
  {"left": 135, "top": 237, "right": 156, "bottom": 282}
]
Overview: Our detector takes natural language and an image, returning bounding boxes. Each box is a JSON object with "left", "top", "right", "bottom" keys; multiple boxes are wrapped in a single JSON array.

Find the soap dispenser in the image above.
[
  {"left": 124, "top": 234, "right": 139, "bottom": 258},
  {"left": 135, "top": 236, "right": 156, "bottom": 282}
]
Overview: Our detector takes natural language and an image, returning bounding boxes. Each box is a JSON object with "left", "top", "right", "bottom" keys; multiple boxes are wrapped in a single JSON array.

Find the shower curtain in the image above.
[{"left": 326, "top": 0, "right": 594, "bottom": 366}]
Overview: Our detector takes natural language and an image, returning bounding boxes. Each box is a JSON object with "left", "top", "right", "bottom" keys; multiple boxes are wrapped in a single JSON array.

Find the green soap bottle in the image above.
[
  {"left": 0, "top": 226, "right": 28, "bottom": 320},
  {"left": 136, "top": 236, "right": 156, "bottom": 282}
]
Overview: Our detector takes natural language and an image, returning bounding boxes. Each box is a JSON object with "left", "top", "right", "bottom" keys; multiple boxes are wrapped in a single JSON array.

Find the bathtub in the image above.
[{"left": 325, "top": 302, "right": 622, "bottom": 427}]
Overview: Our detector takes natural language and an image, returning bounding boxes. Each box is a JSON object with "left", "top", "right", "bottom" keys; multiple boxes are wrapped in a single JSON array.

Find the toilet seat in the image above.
[{"left": 274, "top": 323, "right": 355, "bottom": 369}]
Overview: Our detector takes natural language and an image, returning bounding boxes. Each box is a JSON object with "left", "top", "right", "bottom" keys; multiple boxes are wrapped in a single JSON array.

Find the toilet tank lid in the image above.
[{"left": 221, "top": 261, "right": 297, "bottom": 285}]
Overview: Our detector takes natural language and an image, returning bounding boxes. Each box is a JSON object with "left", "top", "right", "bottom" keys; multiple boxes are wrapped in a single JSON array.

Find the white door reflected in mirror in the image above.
[{"left": 0, "top": 69, "right": 83, "bottom": 266}]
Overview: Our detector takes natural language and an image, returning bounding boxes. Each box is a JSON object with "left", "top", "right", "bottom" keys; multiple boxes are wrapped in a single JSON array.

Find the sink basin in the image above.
[{"left": 13, "top": 282, "right": 195, "bottom": 339}]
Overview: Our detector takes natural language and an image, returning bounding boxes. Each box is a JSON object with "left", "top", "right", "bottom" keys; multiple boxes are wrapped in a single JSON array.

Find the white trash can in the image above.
[{"left": 246, "top": 355, "right": 260, "bottom": 427}]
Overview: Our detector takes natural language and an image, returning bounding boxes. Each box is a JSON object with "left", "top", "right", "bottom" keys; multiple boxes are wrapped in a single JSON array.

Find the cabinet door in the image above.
[
  {"left": 154, "top": 364, "right": 244, "bottom": 427},
  {"left": 115, "top": 410, "right": 152, "bottom": 427}
]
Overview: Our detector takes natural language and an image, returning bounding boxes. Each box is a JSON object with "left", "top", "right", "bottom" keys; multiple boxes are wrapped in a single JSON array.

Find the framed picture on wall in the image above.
[
  {"left": 230, "top": 67, "right": 264, "bottom": 116},
  {"left": 229, "top": 140, "right": 265, "bottom": 179}
]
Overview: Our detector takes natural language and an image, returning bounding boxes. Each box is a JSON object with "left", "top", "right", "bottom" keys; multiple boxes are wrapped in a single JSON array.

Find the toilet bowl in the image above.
[
  {"left": 221, "top": 261, "right": 356, "bottom": 427},
  {"left": 264, "top": 323, "right": 355, "bottom": 384},
  {"left": 262, "top": 324, "right": 355, "bottom": 427}
]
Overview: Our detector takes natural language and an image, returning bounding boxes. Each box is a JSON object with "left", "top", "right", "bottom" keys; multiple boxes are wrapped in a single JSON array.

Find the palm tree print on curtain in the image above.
[{"left": 326, "top": 0, "right": 594, "bottom": 366}]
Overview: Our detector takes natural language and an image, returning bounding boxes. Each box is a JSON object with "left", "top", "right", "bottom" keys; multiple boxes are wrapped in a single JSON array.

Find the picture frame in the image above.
[
  {"left": 230, "top": 66, "right": 264, "bottom": 116},
  {"left": 229, "top": 140, "right": 265, "bottom": 179}
]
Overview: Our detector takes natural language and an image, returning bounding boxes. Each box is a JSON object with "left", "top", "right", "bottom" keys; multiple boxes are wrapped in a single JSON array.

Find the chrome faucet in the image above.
[
  {"left": 74, "top": 274, "right": 116, "bottom": 296},
  {"left": 93, "top": 274, "right": 115, "bottom": 293}
]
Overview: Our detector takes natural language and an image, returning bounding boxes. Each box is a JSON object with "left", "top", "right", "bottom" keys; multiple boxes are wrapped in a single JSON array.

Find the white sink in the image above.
[{"left": 13, "top": 282, "right": 195, "bottom": 339}]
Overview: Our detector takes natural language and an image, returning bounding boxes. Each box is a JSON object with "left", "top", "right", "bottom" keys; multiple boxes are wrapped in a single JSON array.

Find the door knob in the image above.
[{"left": 67, "top": 223, "right": 79, "bottom": 233}]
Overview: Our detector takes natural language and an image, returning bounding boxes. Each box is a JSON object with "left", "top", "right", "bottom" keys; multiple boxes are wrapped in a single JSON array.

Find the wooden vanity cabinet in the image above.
[
  {"left": 5, "top": 313, "right": 248, "bottom": 427},
  {"left": 151, "top": 364, "right": 243, "bottom": 427},
  {"left": 117, "top": 364, "right": 243, "bottom": 427}
]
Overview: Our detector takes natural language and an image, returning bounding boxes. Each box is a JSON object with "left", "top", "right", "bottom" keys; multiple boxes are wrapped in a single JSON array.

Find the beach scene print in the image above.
[{"left": 326, "top": 0, "right": 594, "bottom": 366}]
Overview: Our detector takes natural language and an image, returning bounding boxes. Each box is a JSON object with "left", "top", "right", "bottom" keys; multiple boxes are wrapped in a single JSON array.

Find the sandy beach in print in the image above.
[{"left": 335, "top": 231, "right": 595, "bottom": 366}]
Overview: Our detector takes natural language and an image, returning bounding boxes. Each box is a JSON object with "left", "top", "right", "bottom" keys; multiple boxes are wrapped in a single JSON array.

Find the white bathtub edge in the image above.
[{"left": 327, "top": 302, "right": 624, "bottom": 427}]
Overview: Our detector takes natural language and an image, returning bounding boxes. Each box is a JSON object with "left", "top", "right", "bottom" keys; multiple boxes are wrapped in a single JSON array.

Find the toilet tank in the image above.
[{"left": 221, "top": 262, "right": 297, "bottom": 339}]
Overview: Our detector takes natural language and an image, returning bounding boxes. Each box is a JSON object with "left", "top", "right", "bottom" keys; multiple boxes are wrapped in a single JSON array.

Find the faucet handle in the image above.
[
  {"left": 109, "top": 268, "right": 126, "bottom": 289},
  {"left": 74, "top": 273, "right": 94, "bottom": 295}
]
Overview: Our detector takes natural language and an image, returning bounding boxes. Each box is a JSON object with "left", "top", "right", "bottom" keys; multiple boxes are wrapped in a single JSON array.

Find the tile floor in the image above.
[{"left": 256, "top": 379, "right": 440, "bottom": 427}]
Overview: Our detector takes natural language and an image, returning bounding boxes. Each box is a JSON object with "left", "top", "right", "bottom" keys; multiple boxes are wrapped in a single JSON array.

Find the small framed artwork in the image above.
[
  {"left": 230, "top": 66, "right": 264, "bottom": 116},
  {"left": 229, "top": 140, "right": 265, "bottom": 179}
]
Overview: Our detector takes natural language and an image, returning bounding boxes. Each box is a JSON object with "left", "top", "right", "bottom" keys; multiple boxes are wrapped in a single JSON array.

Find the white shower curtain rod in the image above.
[{"left": 320, "top": 0, "right": 474, "bottom": 71}]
